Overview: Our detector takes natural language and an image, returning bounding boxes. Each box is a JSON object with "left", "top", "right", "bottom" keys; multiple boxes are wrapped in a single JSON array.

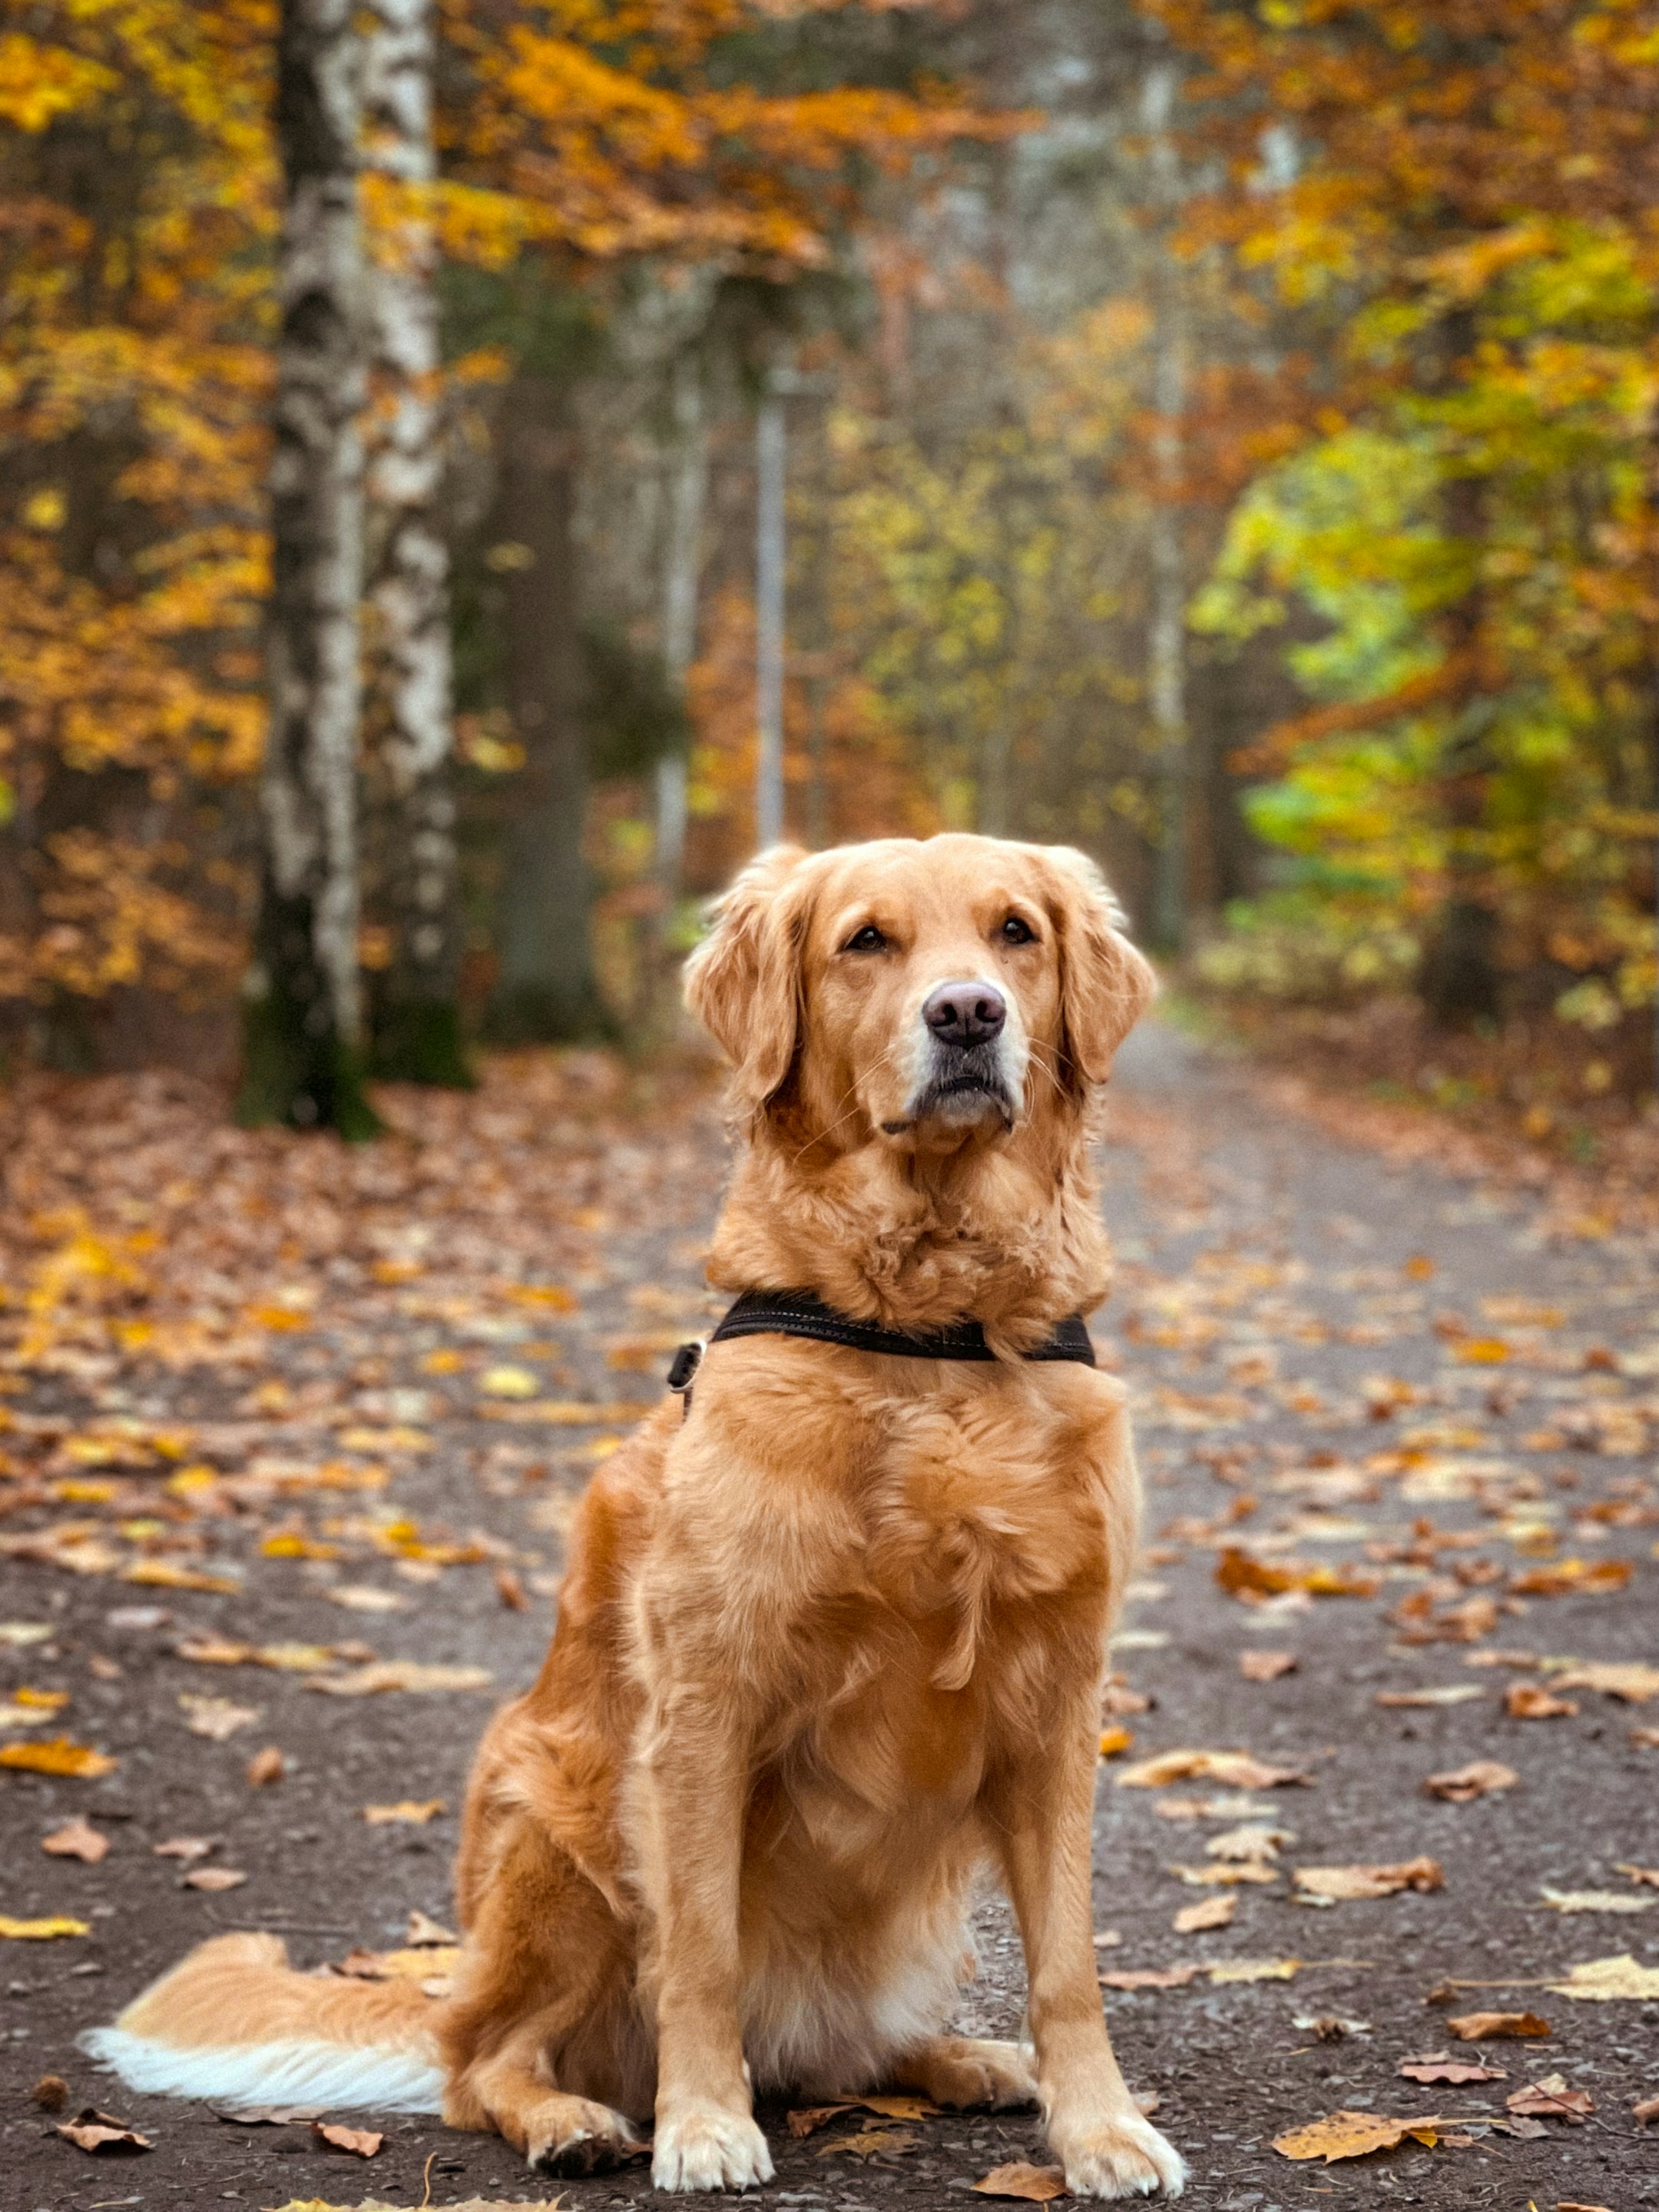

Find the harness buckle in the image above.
[{"left": 666, "top": 1338, "right": 705, "bottom": 1416}]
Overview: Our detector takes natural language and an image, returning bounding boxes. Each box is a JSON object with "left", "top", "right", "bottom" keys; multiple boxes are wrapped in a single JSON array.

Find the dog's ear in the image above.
[
  {"left": 1043, "top": 846, "right": 1157, "bottom": 1091},
  {"left": 683, "top": 844, "right": 813, "bottom": 1112}
]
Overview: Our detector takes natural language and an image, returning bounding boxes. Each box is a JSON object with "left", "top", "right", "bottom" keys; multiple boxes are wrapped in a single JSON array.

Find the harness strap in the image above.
[{"left": 667, "top": 1288, "right": 1095, "bottom": 1415}]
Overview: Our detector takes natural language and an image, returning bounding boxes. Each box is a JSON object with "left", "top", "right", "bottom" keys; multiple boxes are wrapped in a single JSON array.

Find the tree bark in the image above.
[
  {"left": 1144, "top": 58, "right": 1190, "bottom": 955},
  {"left": 654, "top": 349, "right": 706, "bottom": 890},
  {"left": 239, "top": 0, "right": 377, "bottom": 1136},
  {"left": 1421, "top": 311, "right": 1502, "bottom": 1030},
  {"left": 360, "top": 0, "right": 467, "bottom": 1084},
  {"left": 485, "top": 376, "right": 608, "bottom": 1041}
]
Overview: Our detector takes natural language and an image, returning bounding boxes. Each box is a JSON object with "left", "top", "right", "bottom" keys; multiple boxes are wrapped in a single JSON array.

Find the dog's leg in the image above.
[
  {"left": 637, "top": 1704, "right": 774, "bottom": 2192},
  {"left": 888, "top": 2036, "right": 1038, "bottom": 2111},
  {"left": 441, "top": 1813, "right": 641, "bottom": 2176},
  {"left": 992, "top": 1714, "right": 1186, "bottom": 2200}
]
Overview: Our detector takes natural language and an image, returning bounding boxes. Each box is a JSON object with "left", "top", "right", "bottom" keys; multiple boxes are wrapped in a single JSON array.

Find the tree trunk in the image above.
[
  {"left": 361, "top": 0, "right": 468, "bottom": 1084},
  {"left": 1421, "top": 313, "right": 1501, "bottom": 1030},
  {"left": 239, "top": 0, "right": 377, "bottom": 1136},
  {"left": 485, "top": 376, "right": 608, "bottom": 1041},
  {"left": 1144, "top": 58, "right": 1189, "bottom": 955},
  {"left": 754, "top": 385, "right": 786, "bottom": 849},
  {"left": 654, "top": 349, "right": 706, "bottom": 890}
]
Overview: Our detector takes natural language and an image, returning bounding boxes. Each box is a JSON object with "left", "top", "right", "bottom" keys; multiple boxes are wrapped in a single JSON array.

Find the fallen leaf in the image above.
[
  {"left": 1116, "top": 1748, "right": 1310, "bottom": 1790},
  {"left": 1548, "top": 1953, "right": 1659, "bottom": 2001},
  {"left": 32, "top": 2072, "right": 70, "bottom": 2111},
  {"left": 364, "top": 1798, "right": 445, "bottom": 1825},
  {"left": 122, "top": 1560, "right": 238, "bottom": 1594},
  {"left": 1174, "top": 1892, "right": 1236, "bottom": 1933},
  {"left": 814, "top": 2126, "right": 918, "bottom": 2161},
  {"left": 495, "top": 1567, "right": 528, "bottom": 1611},
  {"left": 1397, "top": 2053, "right": 1508, "bottom": 2085},
  {"left": 41, "top": 1816, "right": 108, "bottom": 1863},
  {"left": 0, "top": 1737, "right": 115, "bottom": 1777},
  {"left": 1375, "top": 1686, "right": 1485, "bottom": 1708},
  {"left": 1294, "top": 1858, "right": 1443, "bottom": 1903},
  {"left": 1615, "top": 1862, "right": 1659, "bottom": 1888},
  {"left": 786, "top": 2094, "right": 938, "bottom": 2137},
  {"left": 56, "top": 2106, "right": 153, "bottom": 2154},
  {"left": 182, "top": 1866, "right": 247, "bottom": 1891},
  {"left": 1206, "top": 1823, "right": 1292, "bottom": 1863},
  {"left": 1422, "top": 1760, "right": 1518, "bottom": 1802},
  {"left": 212, "top": 2103, "right": 324, "bottom": 2125},
  {"left": 1271, "top": 2111, "right": 1443, "bottom": 2163},
  {"left": 406, "top": 1907, "right": 456, "bottom": 1945},
  {"left": 1446, "top": 2011, "right": 1551, "bottom": 2040},
  {"left": 1634, "top": 1727, "right": 1659, "bottom": 1749},
  {"left": 327, "top": 1584, "right": 409, "bottom": 1613},
  {"left": 1512, "top": 1559, "right": 1631, "bottom": 1598},
  {"left": 153, "top": 1835, "right": 214, "bottom": 1860},
  {"left": 1169, "top": 1861, "right": 1279, "bottom": 1888},
  {"left": 1098, "top": 1726, "right": 1134, "bottom": 1758},
  {"left": 1506, "top": 2072, "right": 1593, "bottom": 2122},
  {"left": 1240, "top": 1651, "right": 1297, "bottom": 1681},
  {"left": 1208, "top": 1957, "right": 1303, "bottom": 1983},
  {"left": 972, "top": 2161, "right": 1068, "bottom": 2200},
  {"left": 1548, "top": 1661, "right": 1659, "bottom": 1703},
  {"left": 477, "top": 1365, "right": 541, "bottom": 1399},
  {"left": 1556, "top": 2201, "right": 1618, "bottom": 2211},
  {"left": 179, "top": 1694, "right": 260, "bottom": 1740},
  {"left": 1539, "top": 1887, "right": 1653, "bottom": 1916},
  {"left": 245, "top": 1745, "right": 286, "bottom": 1786},
  {"left": 0, "top": 1913, "right": 88, "bottom": 1938},
  {"left": 1293, "top": 2012, "right": 1369, "bottom": 2038},
  {"left": 1505, "top": 1683, "right": 1578, "bottom": 1720},
  {"left": 1099, "top": 1964, "right": 1204, "bottom": 1990},
  {"left": 306, "top": 1661, "right": 492, "bottom": 1695},
  {"left": 1633, "top": 2093, "right": 1659, "bottom": 2123},
  {"left": 313, "top": 2120, "right": 384, "bottom": 2157}
]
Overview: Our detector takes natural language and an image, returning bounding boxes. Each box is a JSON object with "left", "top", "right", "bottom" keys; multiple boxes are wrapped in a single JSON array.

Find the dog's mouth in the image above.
[{"left": 885, "top": 1049, "right": 1017, "bottom": 1136}]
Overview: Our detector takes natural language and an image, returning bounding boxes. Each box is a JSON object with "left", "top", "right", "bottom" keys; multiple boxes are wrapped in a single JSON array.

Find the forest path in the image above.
[{"left": 0, "top": 1025, "right": 1654, "bottom": 2211}]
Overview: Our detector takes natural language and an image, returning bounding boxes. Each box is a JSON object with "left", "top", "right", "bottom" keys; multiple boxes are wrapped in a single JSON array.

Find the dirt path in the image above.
[{"left": 1, "top": 1028, "right": 1655, "bottom": 2212}]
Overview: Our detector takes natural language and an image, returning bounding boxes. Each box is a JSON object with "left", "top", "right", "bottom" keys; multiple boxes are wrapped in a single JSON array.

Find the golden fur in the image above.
[{"left": 87, "top": 834, "right": 1184, "bottom": 2199}]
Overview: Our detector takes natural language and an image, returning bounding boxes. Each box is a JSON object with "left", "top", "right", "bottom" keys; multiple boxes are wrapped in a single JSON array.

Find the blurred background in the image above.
[{"left": 1, "top": 0, "right": 1656, "bottom": 1151}]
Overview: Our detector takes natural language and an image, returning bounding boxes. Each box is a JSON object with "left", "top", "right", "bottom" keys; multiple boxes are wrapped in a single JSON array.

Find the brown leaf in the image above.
[
  {"left": 813, "top": 2126, "right": 917, "bottom": 2161},
  {"left": 245, "top": 1745, "right": 286, "bottom": 1786},
  {"left": 41, "top": 1816, "right": 108, "bottom": 1863},
  {"left": 363, "top": 1797, "right": 445, "bottom": 1825},
  {"left": 153, "top": 1835, "right": 214, "bottom": 1860},
  {"left": 1240, "top": 1650, "right": 1297, "bottom": 1681},
  {"left": 786, "top": 2095, "right": 937, "bottom": 2137},
  {"left": 972, "top": 2161, "right": 1068, "bottom": 2200},
  {"left": 1633, "top": 2093, "right": 1659, "bottom": 2124},
  {"left": 178, "top": 1694, "right": 260, "bottom": 1740},
  {"left": 306, "top": 1661, "right": 492, "bottom": 1695},
  {"left": 1116, "top": 1747, "right": 1310, "bottom": 1790},
  {"left": 312, "top": 2119, "right": 384, "bottom": 2157},
  {"left": 1174, "top": 1892, "right": 1236, "bottom": 1934},
  {"left": 406, "top": 1907, "right": 456, "bottom": 1945},
  {"left": 1294, "top": 1857, "right": 1442, "bottom": 1902},
  {"left": 1505, "top": 2073, "right": 1593, "bottom": 2122},
  {"left": 213, "top": 2104, "right": 324, "bottom": 2125},
  {"left": 1271, "top": 2111, "right": 1443, "bottom": 2163},
  {"left": 182, "top": 1866, "right": 246, "bottom": 1891},
  {"left": 1422, "top": 1760, "right": 1518, "bottom": 1802},
  {"left": 1445, "top": 2011, "right": 1551, "bottom": 2041},
  {"left": 1205, "top": 1823, "right": 1291, "bottom": 1863},
  {"left": 494, "top": 1566, "right": 528, "bottom": 1610},
  {"left": 1550, "top": 1661, "right": 1659, "bottom": 1703},
  {"left": 1511, "top": 1559, "right": 1631, "bottom": 1598},
  {"left": 32, "top": 2072, "right": 69, "bottom": 2111},
  {"left": 1397, "top": 2053, "right": 1508, "bottom": 2085},
  {"left": 1505, "top": 1683, "right": 1577, "bottom": 1720},
  {"left": 1099, "top": 1964, "right": 1204, "bottom": 1991},
  {"left": 56, "top": 2106, "right": 153, "bottom": 2154},
  {"left": 1614, "top": 1862, "right": 1659, "bottom": 1888}
]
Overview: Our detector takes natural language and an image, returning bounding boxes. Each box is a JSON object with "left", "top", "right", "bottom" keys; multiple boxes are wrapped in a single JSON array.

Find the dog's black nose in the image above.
[{"left": 922, "top": 980, "right": 1007, "bottom": 1048}]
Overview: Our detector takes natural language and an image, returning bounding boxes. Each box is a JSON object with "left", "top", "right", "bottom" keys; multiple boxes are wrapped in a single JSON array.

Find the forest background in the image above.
[{"left": 2, "top": 0, "right": 1658, "bottom": 1155}]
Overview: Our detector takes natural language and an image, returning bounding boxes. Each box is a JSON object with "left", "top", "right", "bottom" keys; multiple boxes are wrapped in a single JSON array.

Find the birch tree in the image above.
[
  {"left": 361, "top": 0, "right": 467, "bottom": 1084},
  {"left": 239, "top": 0, "right": 376, "bottom": 1137}
]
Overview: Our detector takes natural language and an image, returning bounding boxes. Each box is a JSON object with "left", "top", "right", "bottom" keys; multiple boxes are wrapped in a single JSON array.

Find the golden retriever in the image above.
[{"left": 86, "top": 834, "right": 1184, "bottom": 2199}]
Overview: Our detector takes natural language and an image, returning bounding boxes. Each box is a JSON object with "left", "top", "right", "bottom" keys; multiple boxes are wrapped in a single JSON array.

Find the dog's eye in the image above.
[
  {"left": 999, "top": 916, "right": 1037, "bottom": 945},
  {"left": 843, "top": 923, "right": 889, "bottom": 954}
]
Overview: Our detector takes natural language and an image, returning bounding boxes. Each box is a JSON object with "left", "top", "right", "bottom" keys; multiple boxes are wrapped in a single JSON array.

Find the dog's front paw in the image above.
[
  {"left": 652, "top": 2101, "right": 774, "bottom": 2192},
  {"left": 1051, "top": 2110, "right": 1185, "bottom": 2200},
  {"left": 525, "top": 2094, "right": 643, "bottom": 2176}
]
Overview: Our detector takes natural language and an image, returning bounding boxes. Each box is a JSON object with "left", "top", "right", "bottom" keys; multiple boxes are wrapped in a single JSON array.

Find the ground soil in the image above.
[{"left": 1, "top": 1025, "right": 1655, "bottom": 2212}]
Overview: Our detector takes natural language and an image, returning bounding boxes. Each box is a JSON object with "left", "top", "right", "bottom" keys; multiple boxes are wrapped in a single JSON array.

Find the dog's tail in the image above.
[{"left": 80, "top": 1932, "right": 447, "bottom": 2112}]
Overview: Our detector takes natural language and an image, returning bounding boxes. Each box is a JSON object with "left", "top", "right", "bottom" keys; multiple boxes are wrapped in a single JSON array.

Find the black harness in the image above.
[{"left": 666, "top": 1288, "right": 1094, "bottom": 1412}]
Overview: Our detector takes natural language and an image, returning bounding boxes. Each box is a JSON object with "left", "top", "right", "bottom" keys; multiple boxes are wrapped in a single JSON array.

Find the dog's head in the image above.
[{"left": 684, "top": 834, "right": 1157, "bottom": 1155}]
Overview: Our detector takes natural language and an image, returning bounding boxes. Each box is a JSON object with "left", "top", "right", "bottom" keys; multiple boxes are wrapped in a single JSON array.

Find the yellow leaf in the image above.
[
  {"left": 1272, "top": 2111, "right": 1443, "bottom": 2163},
  {"left": 1452, "top": 1338, "right": 1510, "bottom": 1365},
  {"left": 478, "top": 1365, "right": 541, "bottom": 1399},
  {"left": 0, "top": 1914, "right": 88, "bottom": 1939},
  {"left": 1098, "top": 1726, "right": 1134, "bottom": 1757},
  {"left": 122, "top": 1561, "right": 239, "bottom": 1594},
  {"left": 1548, "top": 1954, "right": 1659, "bottom": 2002},
  {"left": 0, "top": 1737, "right": 116, "bottom": 1777}
]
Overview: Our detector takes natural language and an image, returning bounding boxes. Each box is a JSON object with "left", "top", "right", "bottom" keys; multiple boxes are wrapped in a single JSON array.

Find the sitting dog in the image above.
[{"left": 86, "top": 833, "right": 1185, "bottom": 2199}]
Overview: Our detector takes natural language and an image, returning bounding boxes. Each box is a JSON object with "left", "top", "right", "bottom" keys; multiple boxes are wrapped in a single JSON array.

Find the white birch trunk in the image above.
[
  {"left": 361, "top": 0, "right": 465, "bottom": 1081},
  {"left": 242, "top": 0, "right": 374, "bottom": 1134},
  {"left": 655, "top": 350, "right": 706, "bottom": 889},
  {"left": 754, "top": 387, "right": 786, "bottom": 850}
]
